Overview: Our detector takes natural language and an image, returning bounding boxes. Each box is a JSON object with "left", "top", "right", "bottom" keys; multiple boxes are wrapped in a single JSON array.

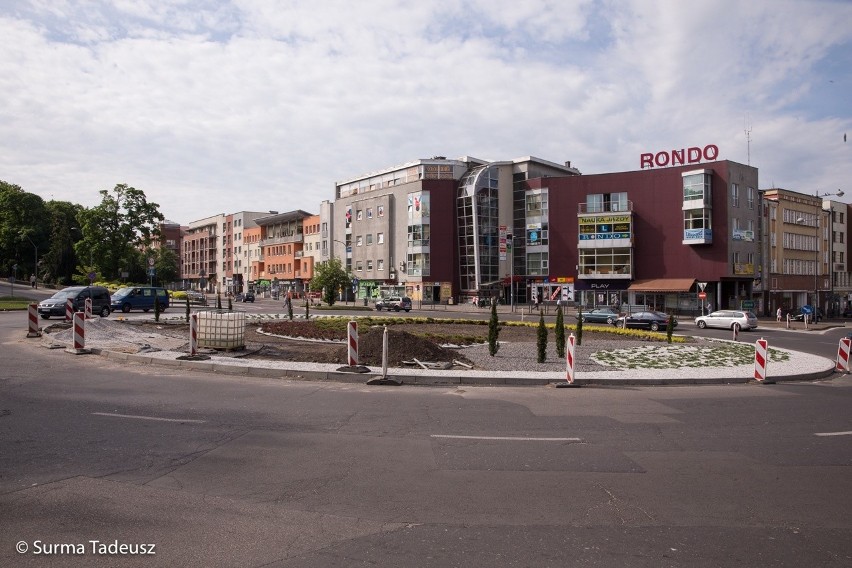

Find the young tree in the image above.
[
  {"left": 311, "top": 258, "right": 351, "bottom": 307},
  {"left": 555, "top": 304, "right": 565, "bottom": 359},
  {"left": 576, "top": 306, "right": 584, "bottom": 346},
  {"left": 488, "top": 298, "right": 500, "bottom": 356},
  {"left": 537, "top": 309, "right": 548, "bottom": 363}
]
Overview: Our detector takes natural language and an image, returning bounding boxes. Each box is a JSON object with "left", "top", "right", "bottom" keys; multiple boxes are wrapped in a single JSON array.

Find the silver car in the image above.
[{"left": 695, "top": 310, "right": 758, "bottom": 331}]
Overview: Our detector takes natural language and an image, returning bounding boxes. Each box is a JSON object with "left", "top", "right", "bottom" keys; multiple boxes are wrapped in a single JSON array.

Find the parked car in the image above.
[
  {"left": 38, "top": 286, "right": 112, "bottom": 319},
  {"left": 375, "top": 296, "right": 412, "bottom": 312},
  {"left": 235, "top": 292, "right": 255, "bottom": 302},
  {"left": 577, "top": 307, "right": 620, "bottom": 325},
  {"left": 185, "top": 290, "right": 206, "bottom": 303},
  {"left": 110, "top": 286, "right": 170, "bottom": 313},
  {"left": 790, "top": 307, "right": 823, "bottom": 322},
  {"left": 616, "top": 311, "right": 677, "bottom": 331},
  {"left": 695, "top": 310, "right": 758, "bottom": 331}
]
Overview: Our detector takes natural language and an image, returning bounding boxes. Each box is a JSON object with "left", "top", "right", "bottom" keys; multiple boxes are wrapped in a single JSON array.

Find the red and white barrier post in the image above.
[
  {"left": 732, "top": 323, "right": 740, "bottom": 342},
  {"left": 27, "top": 303, "right": 41, "bottom": 337},
  {"left": 836, "top": 337, "right": 851, "bottom": 373},
  {"left": 65, "top": 298, "right": 74, "bottom": 322},
  {"left": 84, "top": 297, "right": 92, "bottom": 320},
  {"left": 754, "top": 337, "right": 768, "bottom": 382},
  {"left": 347, "top": 320, "right": 358, "bottom": 366},
  {"left": 190, "top": 314, "right": 198, "bottom": 356},
  {"left": 68, "top": 311, "right": 91, "bottom": 354},
  {"left": 565, "top": 333, "right": 576, "bottom": 384}
]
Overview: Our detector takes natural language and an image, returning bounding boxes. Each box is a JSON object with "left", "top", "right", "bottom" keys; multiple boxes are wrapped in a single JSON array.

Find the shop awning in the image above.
[{"left": 628, "top": 278, "right": 695, "bottom": 292}]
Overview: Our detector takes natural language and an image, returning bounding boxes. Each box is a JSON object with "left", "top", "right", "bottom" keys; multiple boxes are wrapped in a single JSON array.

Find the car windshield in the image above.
[
  {"left": 113, "top": 287, "right": 133, "bottom": 297},
  {"left": 49, "top": 289, "right": 79, "bottom": 299},
  {"left": 652, "top": 312, "right": 669, "bottom": 318}
]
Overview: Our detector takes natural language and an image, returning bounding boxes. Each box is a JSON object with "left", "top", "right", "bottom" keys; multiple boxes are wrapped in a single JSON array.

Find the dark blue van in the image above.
[{"left": 111, "top": 286, "right": 170, "bottom": 313}]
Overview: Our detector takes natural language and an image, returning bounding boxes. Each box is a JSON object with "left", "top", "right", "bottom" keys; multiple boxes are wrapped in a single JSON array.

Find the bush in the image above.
[
  {"left": 488, "top": 299, "right": 500, "bottom": 356},
  {"left": 537, "top": 310, "right": 548, "bottom": 363},
  {"left": 576, "top": 306, "right": 584, "bottom": 346},
  {"left": 555, "top": 304, "right": 565, "bottom": 359}
]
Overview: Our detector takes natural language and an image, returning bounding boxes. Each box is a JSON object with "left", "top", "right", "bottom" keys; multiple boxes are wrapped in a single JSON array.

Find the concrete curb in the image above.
[{"left": 91, "top": 346, "right": 840, "bottom": 387}]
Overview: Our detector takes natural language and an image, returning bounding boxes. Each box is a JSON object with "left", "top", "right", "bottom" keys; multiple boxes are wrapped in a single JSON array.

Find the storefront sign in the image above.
[{"left": 641, "top": 144, "right": 719, "bottom": 169}]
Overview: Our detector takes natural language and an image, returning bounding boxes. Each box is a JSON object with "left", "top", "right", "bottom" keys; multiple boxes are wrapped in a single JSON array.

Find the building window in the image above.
[
  {"left": 367, "top": 207, "right": 373, "bottom": 219},
  {"left": 377, "top": 232, "right": 384, "bottom": 244},
  {"left": 356, "top": 235, "right": 363, "bottom": 247},
  {"left": 527, "top": 252, "right": 549, "bottom": 275},
  {"left": 378, "top": 259, "right": 384, "bottom": 270},
  {"left": 747, "top": 187, "right": 755, "bottom": 209},
  {"left": 356, "top": 261, "right": 363, "bottom": 271},
  {"left": 366, "top": 234, "right": 373, "bottom": 245},
  {"left": 366, "top": 260, "right": 373, "bottom": 270},
  {"left": 356, "top": 209, "right": 363, "bottom": 221},
  {"left": 731, "top": 183, "right": 739, "bottom": 207},
  {"left": 378, "top": 205, "right": 384, "bottom": 217}
]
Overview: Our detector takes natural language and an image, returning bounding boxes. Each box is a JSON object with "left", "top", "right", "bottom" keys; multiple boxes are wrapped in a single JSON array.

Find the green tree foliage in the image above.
[
  {"left": 185, "top": 296, "right": 190, "bottom": 322},
  {"left": 0, "top": 180, "right": 48, "bottom": 278},
  {"left": 42, "top": 201, "right": 83, "bottom": 285},
  {"left": 311, "top": 258, "right": 351, "bottom": 306},
  {"left": 74, "top": 184, "right": 164, "bottom": 281},
  {"left": 154, "top": 294, "right": 162, "bottom": 322},
  {"left": 488, "top": 299, "right": 500, "bottom": 356},
  {"left": 555, "top": 304, "right": 565, "bottom": 359},
  {"left": 537, "top": 309, "right": 548, "bottom": 363},
  {"left": 154, "top": 246, "right": 179, "bottom": 286}
]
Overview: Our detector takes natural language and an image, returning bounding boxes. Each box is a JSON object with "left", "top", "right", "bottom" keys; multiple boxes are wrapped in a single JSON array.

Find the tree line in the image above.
[{"left": 0, "top": 180, "right": 177, "bottom": 287}]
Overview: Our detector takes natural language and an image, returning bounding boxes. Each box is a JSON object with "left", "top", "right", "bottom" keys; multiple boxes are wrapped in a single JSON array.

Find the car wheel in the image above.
[
  {"left": 99, "top": 306, "right": 110, "bottom": 317},
  {"left": 122, "top": 304, "right": 131, "bottom": 313},
  {"left": 580, "top": 316, "right": 587, "bottom": 323},
  {"left": 395, "top": 306, "right": 401, "bottom": 312},
  {"left": 697, "top": 321, "right": 707, "bottom": 329},
  {"left": 41, "top": 314, "right": 50, "bottom": 320},
  {"left": 618, "top": 320, "right": 626, "bottom": 328},
  {"left": 405, "top": 308, "right": 410, "bottom": 312},
  {"left": 606, "top": 317, "right": 614, "bottom": 325},
  {"left": 143, "top": 308, "right": 150, "bottom": 312},
  {"left": 650, "top": 322, "right": 660, "bottom": 331}
]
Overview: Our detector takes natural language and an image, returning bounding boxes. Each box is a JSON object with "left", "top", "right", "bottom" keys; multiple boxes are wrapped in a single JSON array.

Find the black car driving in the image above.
[{"left": 616, "top": 311, "right": 678, "bottom": 331}]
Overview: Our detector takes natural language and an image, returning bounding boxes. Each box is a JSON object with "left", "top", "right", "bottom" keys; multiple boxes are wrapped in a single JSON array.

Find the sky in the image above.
[{"left": 1, "top": 0, "right": 851, "bottom": 224}]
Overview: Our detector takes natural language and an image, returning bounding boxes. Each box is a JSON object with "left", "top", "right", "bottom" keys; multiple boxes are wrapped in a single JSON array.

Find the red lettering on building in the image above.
[{"left": 640, "top": 144, "right": 720, "bottom": 168}]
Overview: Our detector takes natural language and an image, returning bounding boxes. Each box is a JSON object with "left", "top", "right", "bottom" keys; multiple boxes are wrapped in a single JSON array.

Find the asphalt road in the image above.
[{"left": 1, "top": 312, "right": 851, "bottom": 566}]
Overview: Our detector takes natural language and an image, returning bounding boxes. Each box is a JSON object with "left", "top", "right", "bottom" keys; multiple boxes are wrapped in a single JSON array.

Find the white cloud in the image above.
[{"left": 0, "top": 0, "right": 850, "bottom": 222}]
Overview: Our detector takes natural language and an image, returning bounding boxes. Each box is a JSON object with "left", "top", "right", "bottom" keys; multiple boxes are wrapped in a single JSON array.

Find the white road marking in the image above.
[
  {"left": 814, "top": 431, "right": 852, "bottom": 437},
  {"left": 92, "top": 412, "right": 206, "bottom": 424},
  {"left": 430, "top": 434, "right": 582, "bottom": 442}
]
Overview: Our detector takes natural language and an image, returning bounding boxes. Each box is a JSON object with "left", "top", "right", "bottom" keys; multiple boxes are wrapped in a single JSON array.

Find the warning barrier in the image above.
[
  {"left": 836, "top": 337, "right": 851, "bottom": 373},
  {"left": 65, "top": 298, "right": 74, "bottom": 322},
  {"left": 565, "top": 333, "right": 576, "bottom": 384},
  {"left": 84, "top": 297, "right": 92, "bottom": 320},
  {"left": 348, "top": 320, "right": 358, "bottom": 366},
  {"left": 190, "top": 314, "right": 198, "bottom": 356},
  {"left": 27, "top": 303, "right": 41, "bottom": 337},
  {"left": 73, "top": 312, "right": 85, "bottom": 351},
  {"left": 754, "top": 337, "right": 768, "bottom": 381}
]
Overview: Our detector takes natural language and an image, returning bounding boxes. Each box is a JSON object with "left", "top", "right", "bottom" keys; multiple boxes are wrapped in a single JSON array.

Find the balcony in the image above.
[{"left": 261, "top": 233, "right": 303, "bottom": 246}]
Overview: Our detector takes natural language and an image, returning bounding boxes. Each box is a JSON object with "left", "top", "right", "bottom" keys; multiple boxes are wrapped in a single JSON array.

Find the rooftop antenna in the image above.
[{"left": 744, "top": 113, "right": 752, "bottom": 166}]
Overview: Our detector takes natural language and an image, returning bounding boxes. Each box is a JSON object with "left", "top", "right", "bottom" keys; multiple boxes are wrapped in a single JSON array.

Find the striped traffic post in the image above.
[
  {"left": 347, "top": 320, "right": 358, "bottom": 366},
  {"left": 27, "top": 303, "right": 41, "bottom": 337},
  {"left": 565, "top": 333, "right": 576, "bottom": 384},
  {"left": 754, "top": 337, "right": 768, "bottom": 382},
  {"left": 836, "top": 337, "right": 851, "bottom": 373},
  {"left": 190, "top": 314, "right": 198, "bottom": 356},
  {"left": 84, "top": 297, "right": 92, "bottom": 320},
  {"left": 72, "top": 312, "right": 87, "bottom": 353},
  {"left": 65, "top": 298, "right": 74, "bottom": 322}
]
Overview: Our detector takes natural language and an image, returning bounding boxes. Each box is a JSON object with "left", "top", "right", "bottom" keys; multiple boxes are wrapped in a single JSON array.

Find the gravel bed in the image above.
[{"left": 459, "top": 339, "right": 650, "bottom": 373}]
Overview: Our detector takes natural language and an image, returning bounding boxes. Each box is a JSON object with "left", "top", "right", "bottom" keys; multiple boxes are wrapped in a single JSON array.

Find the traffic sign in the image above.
[{"left": 698, "top": 292, "right": 707, "bottom": 299}]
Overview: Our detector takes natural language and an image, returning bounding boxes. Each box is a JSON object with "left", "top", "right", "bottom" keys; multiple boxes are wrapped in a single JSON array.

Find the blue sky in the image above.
[{"left": 1, "top": 0, "right": 850, "bottom": 223}]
